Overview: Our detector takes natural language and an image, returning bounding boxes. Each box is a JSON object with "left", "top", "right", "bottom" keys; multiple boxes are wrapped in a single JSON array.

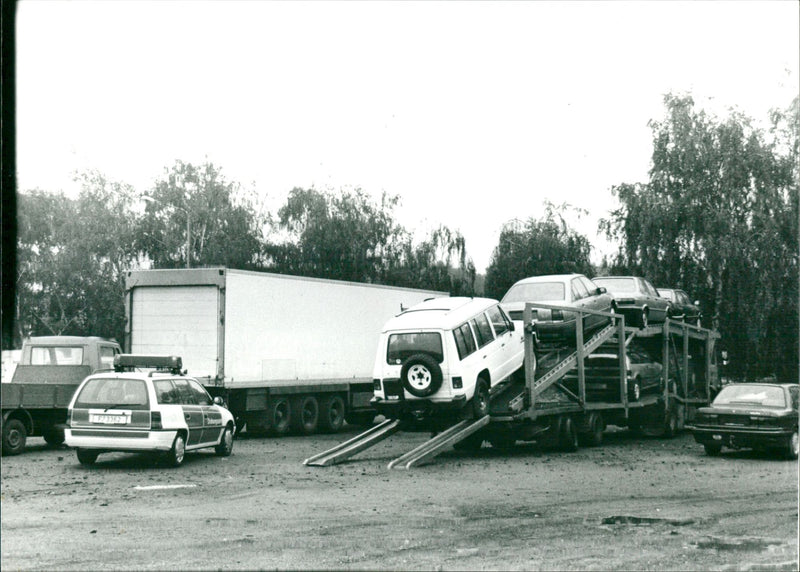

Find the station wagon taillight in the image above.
[{"left": 151, "top": 411, "right": 162, "bottom": 430}]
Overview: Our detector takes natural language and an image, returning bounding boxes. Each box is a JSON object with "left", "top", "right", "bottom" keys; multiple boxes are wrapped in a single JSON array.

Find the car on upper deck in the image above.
[
  {"left": 592, "top": 276, "right": 670, "bottom": 328},
  {"left": 64, "top": 355, "right": 235, "bottom": 467},
  {"left": 657, "top": 287, "right": 702, "bottom": 326},
  {"left": 688, "top": 382, "right": 798, "bottom": 459},
  {"left": 500, "top": 274, "right": 616, "bottom": 343},
  {"left": 371, "top": 297, "right": 524, "bottom": 421}
]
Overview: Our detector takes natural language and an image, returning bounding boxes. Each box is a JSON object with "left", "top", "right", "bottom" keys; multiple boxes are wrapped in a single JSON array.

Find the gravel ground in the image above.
[{"left": 1, "top": 427, "right": 797, "bottom": 571}]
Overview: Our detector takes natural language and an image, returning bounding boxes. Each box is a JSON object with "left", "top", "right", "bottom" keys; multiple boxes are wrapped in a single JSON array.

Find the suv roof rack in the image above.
[{"left": 114, "top": 354, "right": 183, "bottom": 374}]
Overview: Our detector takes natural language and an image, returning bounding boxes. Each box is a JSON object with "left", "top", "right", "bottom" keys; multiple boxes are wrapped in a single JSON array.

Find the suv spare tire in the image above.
[{"left": 401, "top": 353, "right": 443, "bottom": 398}]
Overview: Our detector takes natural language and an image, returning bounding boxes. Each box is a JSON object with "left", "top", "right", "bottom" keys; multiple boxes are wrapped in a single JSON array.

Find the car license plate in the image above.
[
  {"left": 712, "top": 434, "right": 722, "bottom": 441},
  {"left": 90, "top": 414, "right": 128, "bottom": 424}
]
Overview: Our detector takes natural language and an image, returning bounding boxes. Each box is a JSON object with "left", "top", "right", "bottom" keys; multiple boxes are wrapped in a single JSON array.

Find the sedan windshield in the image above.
[
  {"left": 713, "top": 385, "right": 786, "bottom": 408},
  {"left": 502, "top": 282, "right": 565, "bottom": 303},
  {"left": 593, "top": 277, "right": 636, "bottom": 293}
]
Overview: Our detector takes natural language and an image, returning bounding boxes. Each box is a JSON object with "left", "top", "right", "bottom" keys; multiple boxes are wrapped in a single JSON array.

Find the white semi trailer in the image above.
[{"left": 124, "top": 268, "right": 447, "bottom": 436}]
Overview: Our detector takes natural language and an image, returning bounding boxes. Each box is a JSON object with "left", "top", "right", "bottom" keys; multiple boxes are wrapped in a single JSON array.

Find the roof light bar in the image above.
[{"left": 114, "top": 354, "right": 183, "bottom": 374}]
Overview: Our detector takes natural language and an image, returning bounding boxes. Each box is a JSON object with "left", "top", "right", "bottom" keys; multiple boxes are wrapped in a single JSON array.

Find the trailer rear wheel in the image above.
[
  {"left": 319, "top": 395, "right": 345, "bottom": 433},
  {"left": 559, "top": 416, "right": 579, "bottom": 452},
  {"left": 1, "top": 419, "right": 27, "bottom": 456},
  {"left": 291, "top": 395, "right": 319, "bottom": 435},
  {"left": 270, "top": 398, "right": 292, "bottom": 436}
]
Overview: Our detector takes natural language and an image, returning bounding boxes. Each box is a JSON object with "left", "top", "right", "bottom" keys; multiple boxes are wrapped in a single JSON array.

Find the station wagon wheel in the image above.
[
  {"left": 215, "top": 425, "right": 234, "bottom": 457},
  {"left": 43, "top": 427, "right": 65, "bottom": 446},
  {"left": 76, "top": 448, "right": 99, "bottom": 465},
  {"left": 400, "top": 353, "right": 443, "bottom": 398},
  {"left": 167, "top": 433, "right": 186, "bottom": 467},
  {"left": 703, "top": 443, "right": 722, "bottom": 456}
]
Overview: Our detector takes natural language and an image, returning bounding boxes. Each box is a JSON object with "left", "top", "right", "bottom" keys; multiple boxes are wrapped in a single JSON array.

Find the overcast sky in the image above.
[{"left": 15, "top": 1, "right": 799, "bottom": 273}]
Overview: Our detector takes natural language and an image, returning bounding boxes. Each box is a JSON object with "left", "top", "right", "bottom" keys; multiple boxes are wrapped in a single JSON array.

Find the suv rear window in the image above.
[
  {"left": 387, "top": 333, "right": 443, "bottom": 364},
  {"left": 74, "top": 377, "right": 149, "bottom": 410}
]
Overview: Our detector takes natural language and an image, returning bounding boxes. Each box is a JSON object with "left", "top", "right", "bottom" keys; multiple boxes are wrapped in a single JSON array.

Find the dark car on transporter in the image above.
[
  {"left": 592, "top": 276, "right": 670, "bottom": 328},
  {"left": 688, "top": 382, "right": 799, "bottom": 459},
  {"left": 500, "top": 274, "right": 616, "bottom": 344},
  {"left": 657, "top": 287, "right": 702, "bottom": 326}
]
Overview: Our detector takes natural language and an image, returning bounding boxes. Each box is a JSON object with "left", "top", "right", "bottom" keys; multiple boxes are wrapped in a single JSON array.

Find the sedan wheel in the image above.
[{"left": 787, "top": 431, "right": 799, "bottom": 460}]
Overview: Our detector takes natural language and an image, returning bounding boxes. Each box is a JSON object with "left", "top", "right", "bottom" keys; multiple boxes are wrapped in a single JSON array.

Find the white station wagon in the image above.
[
  {"left": 371, "top": 297, "right": 524, "bottom": 420},
  {"left": 65, "top": 355, "right": 235, "bottom": 467}
]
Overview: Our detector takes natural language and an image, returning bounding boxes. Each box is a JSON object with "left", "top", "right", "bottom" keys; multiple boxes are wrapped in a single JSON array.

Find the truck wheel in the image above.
[
  {"left": 488, "top": 432, "right": 516, "bottom": 451},
  {"left": 628, "top": 379, "right": 641, "bottom": 401},
  {"left": 76, "top": 448, "right": 99, "bottom": 465},
  {"left": 2, "top": 419, "right": 27, "bottom": 456},
  {"left": 244, "top": 412, "right": 270, "bottom": 436},
  {"left": 662, "top": 410, "right": 678, "bottom": 439},
  {"left": 401, "top": 353, "right": 443, "bottom": 398},
  {"left": 290, "top": 395, "right": 319, "bottom": 435},
  {"left": 319, "top": 395, "right": 345, "bottom": 433},
  {"left": 215, "top": 425, "right": 234, "bottom": 456},
  {"left": 471, "top": 379, "right": 490, "bottom": 419},
  {"left": 166, "top": 433, "right": 186, "bottom": 467},
  {"left": 582, "top": 413, "right": 604, "bottom": 447},
  {"left": 786, "top": 431, "right": 799, "bottom": 460},
  {"left": 270, "top": 397, "right": 292, "bottom": 436},
  {"left": 453, "top": 432, "right": 484, "bottom": 452},
  {"left": 43, "top": 427, "right": 65, "bottom": 446},
  {"left": 345, "top": 411, "right": 376, "bottom": 427},
  {"left": 559, "top": 416, "right": 579, "bottom": 452},
  {"left": 704, "top": 443, "right": 722, "bottom": 456}
]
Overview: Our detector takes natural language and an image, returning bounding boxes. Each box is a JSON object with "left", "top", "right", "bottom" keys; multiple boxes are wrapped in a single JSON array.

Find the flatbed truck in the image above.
[{"left": 124, "top": 268, "right": 446, "bottom": 437}]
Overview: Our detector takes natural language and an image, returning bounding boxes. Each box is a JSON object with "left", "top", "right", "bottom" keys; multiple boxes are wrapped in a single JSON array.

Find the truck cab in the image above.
[{"left": 2, "top": 336, "right": 122, "bottom": 455}]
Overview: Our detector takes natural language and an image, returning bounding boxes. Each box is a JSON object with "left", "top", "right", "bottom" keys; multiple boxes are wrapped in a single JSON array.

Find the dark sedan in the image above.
[
  {"left": 689, "top": 383, "right": 799, "bottom": 459},
  {"left": 593, "top": 276, "right": 670, "bottom": 328},
  {"left": 657, "top": 287, "right": 702, "bottom": 325},
  {"left": 500, "top": 274, "right": 615, "bottom": 344}
]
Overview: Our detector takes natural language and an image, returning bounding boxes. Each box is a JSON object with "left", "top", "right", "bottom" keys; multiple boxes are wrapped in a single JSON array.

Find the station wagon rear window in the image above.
[
  {"left": 74, "top": 378, "right": 150, "bottom": 410},
  {"left": 387, "top": 333, "right": 443, "bottom": 364},
  {"left": 502, "top": 282, "right": 565, "bottom": 303}
]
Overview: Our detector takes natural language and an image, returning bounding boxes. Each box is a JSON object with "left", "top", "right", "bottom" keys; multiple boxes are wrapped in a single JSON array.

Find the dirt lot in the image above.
[{"left": 1, "top": 427, "right": 797, "bottom": 571}]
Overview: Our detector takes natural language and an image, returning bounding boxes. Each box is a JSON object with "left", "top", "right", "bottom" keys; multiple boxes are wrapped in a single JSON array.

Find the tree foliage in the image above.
[
  {"left": 137, "top": 161, "right": 267, "bottom": 270},
  {"left": 483, "top": 203, "right": 593, "bottom": 300},
  {"left": 601, "top": 94, "right": 799, "bottom": 382}
]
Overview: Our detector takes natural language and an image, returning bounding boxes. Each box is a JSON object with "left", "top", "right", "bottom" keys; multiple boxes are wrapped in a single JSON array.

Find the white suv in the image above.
[{"left": 371, "top": 297, "right": 524, "bottom": 420}]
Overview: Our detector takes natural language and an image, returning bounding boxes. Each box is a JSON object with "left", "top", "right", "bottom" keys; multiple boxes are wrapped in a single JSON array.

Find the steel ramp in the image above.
[
  {"left": 387, "top": 415, "right": 491, "bottom": 470},
  {"left": 530, "top": 323, "right": 617, "bottom": 400},
  {"left": 303, "top": 418, "right": 404, "bottom": 467}
]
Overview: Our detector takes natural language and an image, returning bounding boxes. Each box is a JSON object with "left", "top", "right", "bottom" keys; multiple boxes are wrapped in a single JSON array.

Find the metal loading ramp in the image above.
[
  {"left": 387, "top": 415, "right": 490, "bottom": 470},
  {"left": 303, "top": 418, "right": 404, "bottom": 466}
]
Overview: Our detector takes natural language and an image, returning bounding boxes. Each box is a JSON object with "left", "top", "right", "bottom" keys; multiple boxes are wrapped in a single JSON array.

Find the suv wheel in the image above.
[
  {"left": 471, "top": 379, "right": 490, "bottom": 419},
  {"left": 401, "top": 353, "right": 443, "bottom": 398}
]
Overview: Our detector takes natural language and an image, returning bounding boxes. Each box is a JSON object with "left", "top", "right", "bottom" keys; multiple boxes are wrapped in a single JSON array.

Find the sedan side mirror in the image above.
[
  {"left": 693, "top": 300, "right": 700, "bottom": 307},
  {"left": 213, "top": 395, "right": 225, "bottom": 407},
  {"left": 597, "top": 287, "right": 607, "bottom": 294}
]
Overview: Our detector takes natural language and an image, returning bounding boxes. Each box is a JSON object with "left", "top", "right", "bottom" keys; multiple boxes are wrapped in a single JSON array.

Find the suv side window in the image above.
[
  {"left": 172, "top": 379, "right": 197, "bottom": 405},
  {"left": 471, "top": 313, "right": 495, "bottom": 348},
  {"left": 453, "top": 322, "right": 477, "bottom": 360},
  {"left": 486, "top": 305, "right": 510, "bottom": 337},
  {"left": 188, "top": 379, "right": 212, "bottom": 406}
]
